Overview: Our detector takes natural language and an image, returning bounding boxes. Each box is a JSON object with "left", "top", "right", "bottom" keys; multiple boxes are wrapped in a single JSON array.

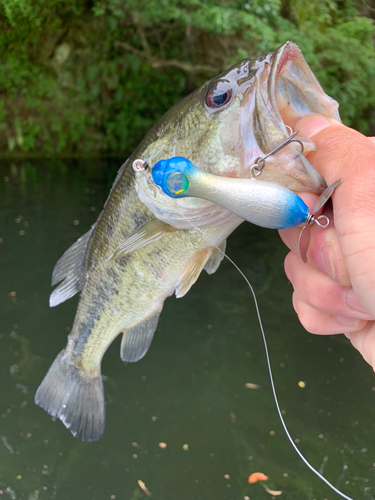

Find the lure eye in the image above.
[{"left": 205, "top": 82, "right": 233, "bottom": 108}]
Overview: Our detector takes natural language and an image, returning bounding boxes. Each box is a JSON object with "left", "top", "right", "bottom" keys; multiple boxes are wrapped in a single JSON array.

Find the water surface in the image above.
[{"left": 0, "top": 160, "right": 374, "bottom": 500}]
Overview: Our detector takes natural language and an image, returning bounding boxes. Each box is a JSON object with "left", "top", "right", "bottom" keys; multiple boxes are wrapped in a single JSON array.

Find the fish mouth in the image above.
[
  {"left": 252, "top": 41, "right": 340, "bottom": 192},
  {"left": 269, "top": 41, "right": 340, "bottom": 132}
]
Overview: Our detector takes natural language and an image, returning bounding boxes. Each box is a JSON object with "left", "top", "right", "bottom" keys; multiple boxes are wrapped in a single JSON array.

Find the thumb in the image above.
[{"left": 295, "top": 113, "right": 375, "bottom": 318}]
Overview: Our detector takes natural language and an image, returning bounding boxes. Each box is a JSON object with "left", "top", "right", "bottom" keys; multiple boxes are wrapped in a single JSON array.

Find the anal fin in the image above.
[
  {"left": 120, "top": 306, "right": 163, "bottom": 362},
  {"left": 175, "top": 247, "right": 214, "bottom": 298}
]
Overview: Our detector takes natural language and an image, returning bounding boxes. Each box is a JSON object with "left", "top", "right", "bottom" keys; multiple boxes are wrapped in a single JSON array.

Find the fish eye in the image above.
[{"left": 205, "top": 82, "right": 233, "bottom": 109}]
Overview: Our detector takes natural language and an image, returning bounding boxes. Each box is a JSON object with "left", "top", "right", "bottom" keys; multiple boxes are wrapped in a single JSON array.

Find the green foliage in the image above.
[{"left": 0, "top": 0, "right": 374, "bottom": 156}]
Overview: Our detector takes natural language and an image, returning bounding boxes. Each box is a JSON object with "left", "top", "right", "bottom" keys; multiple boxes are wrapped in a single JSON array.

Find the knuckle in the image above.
[{"left": 293, "top": 293, "right": 324, "bottom": 334}]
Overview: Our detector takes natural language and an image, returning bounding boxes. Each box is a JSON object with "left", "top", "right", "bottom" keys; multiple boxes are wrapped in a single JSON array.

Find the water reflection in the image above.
[{"left": 0, "top": 160, "right": 374, "bottom": 500}]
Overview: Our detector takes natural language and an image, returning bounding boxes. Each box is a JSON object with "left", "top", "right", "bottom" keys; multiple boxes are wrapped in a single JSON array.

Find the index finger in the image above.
[{"left": 294, "top": 114, "right": 375, "bottom": 316}]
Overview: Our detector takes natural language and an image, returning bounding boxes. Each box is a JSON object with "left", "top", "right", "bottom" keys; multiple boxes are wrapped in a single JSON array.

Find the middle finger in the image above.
[{"left": 285, "top": 251, "right": 373, "bottom": 320}]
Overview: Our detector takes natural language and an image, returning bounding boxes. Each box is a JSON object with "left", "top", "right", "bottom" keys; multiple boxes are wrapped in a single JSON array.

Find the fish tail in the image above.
[{"left": 35, "top": 350, "right": 105, "bottom": 441}]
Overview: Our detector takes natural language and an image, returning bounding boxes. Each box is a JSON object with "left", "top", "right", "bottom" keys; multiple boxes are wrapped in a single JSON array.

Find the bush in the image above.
[{"left": 1, "top": 0, "right": 374, "bottom": 156}]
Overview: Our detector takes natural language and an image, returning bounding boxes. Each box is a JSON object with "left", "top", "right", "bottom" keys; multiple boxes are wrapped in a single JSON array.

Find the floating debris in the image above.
[
  {"left": 248, "top": 472, "right": 268, "bottom": 484},
  {"left": 1, "top": 436, "right": 14, "bottom": 454},
  {"left": 298, "top": 381, "right": 306, "bottom": 388},
  {"left": 224, "top": 474, "right": 230, "bottom": 480},
  {"left": 158, "top": 442, "right": 167, "bottom": 449},
  {"left": 182, "top": 444, "right": 189, "bottom": 451},
  {"left": 137, "top": 480, "right": 150, "bottom": 496},
  {"left": 73, "top": 220, "right": 80, "bottom": 225},
  {"left": 245, "top": 382, "right": 260, "bottom": 389},
  {"left": 229, "top": 411, "right": 236, "bottom": 423},
  {"left": 262, "top": 484, "right": 282, "bottom": 496}
]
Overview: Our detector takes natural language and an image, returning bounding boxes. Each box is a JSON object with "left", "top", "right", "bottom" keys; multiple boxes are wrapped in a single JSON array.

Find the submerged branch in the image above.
[{"left": 115, "top": 41, "right": 217, "bottom": 73}]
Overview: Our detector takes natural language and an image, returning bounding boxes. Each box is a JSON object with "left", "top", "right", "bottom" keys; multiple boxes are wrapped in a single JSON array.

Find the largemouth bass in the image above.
[{"left": 35, "top": 41, "right": 340, "bottom": 441}]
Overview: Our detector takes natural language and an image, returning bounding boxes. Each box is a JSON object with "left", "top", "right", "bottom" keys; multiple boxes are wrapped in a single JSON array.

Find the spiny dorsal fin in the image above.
[
  {"left": 52, "top": 227, "right": 94, "bottom": 286},
  {"left": 175, "top": 248, "right": 214, "bottom": 298},
  {"left": 204, "top": 239, "right": 227, "bottom": 275},
  {"left": 50, "top": 275, "right": 80, "bottom": 308},
  {"left": 107, "top": 218, "right": 177, "bottom": 262},
  {"left": 120, "top": 307, "right": 163, "bottom": 362},
  {"left": 50, "top": 226, "right": 94, "bottom": 307}
]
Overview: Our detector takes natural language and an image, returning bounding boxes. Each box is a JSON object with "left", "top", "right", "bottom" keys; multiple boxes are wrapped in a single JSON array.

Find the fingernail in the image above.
[
  {"left": 336, "top": 315, "right": 360, "bottom": 328},
  {"left": 346, "top": 288, "right": 370, "bottom": 315},
  {"left": 320, "top": 244, "right": 336, "bottom": 281},
  {"left": 297, "top": 116, "right": 331, "bottom": 139}
]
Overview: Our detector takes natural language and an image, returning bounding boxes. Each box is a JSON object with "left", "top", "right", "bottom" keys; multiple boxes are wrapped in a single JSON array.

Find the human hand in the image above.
[{"left": 279, "top": 114, "right": 375, "bottom": 369}]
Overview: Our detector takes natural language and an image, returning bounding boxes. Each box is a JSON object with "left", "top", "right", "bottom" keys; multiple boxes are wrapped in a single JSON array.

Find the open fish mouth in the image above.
[
  {"left": 269, "top": 41, "right": 340, "bottom": 132},
  {"left": 251, "top": 41, "right": 340, "bottom": 192}
]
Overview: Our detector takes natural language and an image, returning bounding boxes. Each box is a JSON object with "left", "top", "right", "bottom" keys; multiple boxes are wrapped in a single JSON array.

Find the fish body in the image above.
[{"left": 35, "top": 42, "right": 340, "bottom": 440}]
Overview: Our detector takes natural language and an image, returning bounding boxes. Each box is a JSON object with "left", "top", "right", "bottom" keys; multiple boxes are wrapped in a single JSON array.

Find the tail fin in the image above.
[{"left": 35, "top": 351, "right": 105, "bottom": 441}]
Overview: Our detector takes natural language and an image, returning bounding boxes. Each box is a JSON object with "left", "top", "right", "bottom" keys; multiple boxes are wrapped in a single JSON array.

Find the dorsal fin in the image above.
[
  {"left": 204, "top": 239, "right": 226, "bottom": 275},
  {"left": 175, "top": 248, "right": 214, "bottom": 298},
  {"left": 50, "top": 226, "right": 94, "bottom": 307},
  {"left": 120, "top": 307, "right": 163, "bottom": 362},
  {"left": 107, "top": 218, "right": 177, "bottom": 262}
]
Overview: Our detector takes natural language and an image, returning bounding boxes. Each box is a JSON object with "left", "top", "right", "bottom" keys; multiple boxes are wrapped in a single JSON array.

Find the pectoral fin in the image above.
[
  {"left": 120, "top": 306, "right": 163, "bottom": 362},
  {"left": 175, "top": 248, "right": 214, "bottom": 298},
  {"left": 204, "top": 239, "right": 226, "bottom": 275},
  {"left": 107, "top": 218, "right": 177, "bottom": 262}
]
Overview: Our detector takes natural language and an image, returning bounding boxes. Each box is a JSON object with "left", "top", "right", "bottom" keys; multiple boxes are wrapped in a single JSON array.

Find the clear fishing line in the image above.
[{"left": 165, "top": 201, "right": 355, "bottom": 500}]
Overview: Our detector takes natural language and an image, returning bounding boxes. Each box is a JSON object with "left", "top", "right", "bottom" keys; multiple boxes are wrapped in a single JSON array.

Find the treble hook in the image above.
[{"left": 250, "top": 129, "right": 305, "bottom": 178}]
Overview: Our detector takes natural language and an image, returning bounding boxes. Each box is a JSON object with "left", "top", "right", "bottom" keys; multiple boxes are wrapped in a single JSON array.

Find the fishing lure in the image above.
[{"left": 149, "top": 156, "right": 342, "bottom": 256}]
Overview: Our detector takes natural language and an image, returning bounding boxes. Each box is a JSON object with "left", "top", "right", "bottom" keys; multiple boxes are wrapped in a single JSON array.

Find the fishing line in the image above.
[{"left": 165, "top": 201, "right": 354, "bottom": 500}]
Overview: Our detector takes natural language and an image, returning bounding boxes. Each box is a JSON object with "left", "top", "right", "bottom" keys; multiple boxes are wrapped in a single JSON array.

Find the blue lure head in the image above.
[{"left": 152, "top": 157, "right": 196, "bottom": 198}]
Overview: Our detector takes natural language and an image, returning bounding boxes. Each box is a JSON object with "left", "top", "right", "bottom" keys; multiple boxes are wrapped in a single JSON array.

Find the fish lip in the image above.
[
  {"left": 268, "top": 41, "right": 308, "bottom": 131},
  {"left": 254, "top": 41, "right": 341, "bottom": 191},
  {"left": 267, "top": 41, "right": 340, "bottom": 132}
]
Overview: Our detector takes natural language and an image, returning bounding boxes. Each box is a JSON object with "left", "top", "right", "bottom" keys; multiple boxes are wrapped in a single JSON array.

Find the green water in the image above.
[{"left": 0, "top": 160, "right": 374, "bottom": 500}]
